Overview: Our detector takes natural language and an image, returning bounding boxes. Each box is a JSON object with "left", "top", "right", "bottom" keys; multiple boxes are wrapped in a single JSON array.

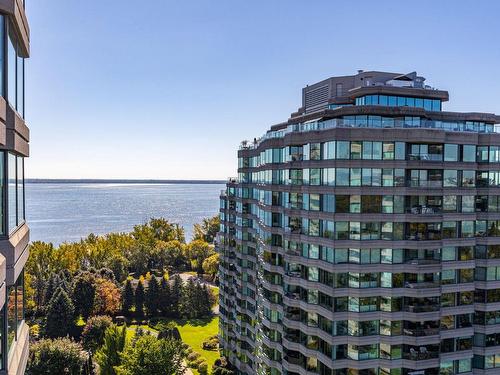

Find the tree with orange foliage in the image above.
[{"left": 93, "top": 278, "right": 121, "bottom": 316}]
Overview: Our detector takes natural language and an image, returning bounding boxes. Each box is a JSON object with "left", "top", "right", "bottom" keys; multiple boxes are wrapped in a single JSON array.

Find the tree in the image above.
[
  {"left": 27, "top": 337, "right": 89, "bottom": 375},
  {"left": 181, "top": 278, "right": 197, "bottom": 319},
  {"left": 106, "top": 255, "right": 129, "bottom": 283},
  {"left": 202, "top": 253, "right": 219, "bottom": 279},
  {"left": 158, "top": 277, "right": 171, "bottom": 316},
  {"left": 134, "top": 280, "right": 145, "bottom": 317},
  {"left": 122, "top": 279, "right": 134, "bottom": 315},
  {"left": 95, "top": 324, "right": 127, "bottom": 375},
  {"left": 193, "top": 215, "right": 220, "bottom": 243},
  {"left": 184, "top": 240, "right": 214, "bottom": 274},
  {"left": 169, "top": 275, "right": 183, "bottom": 318},
  {"left": 43, "top": 275, "right": 57, "bottom": 308},
  {"left": 132, "top": 218, "right": 185, "bottom": 248},
  {"left": 116, "top": 335, "right": 185, "bottom": 375},
  {"left": 94, "top": 278, "right": 121, "bottom": 316},
  {"left": 45, "top": 288, "right": 75, "bottom": 338},
  {"left": 145, "top": 276, "right": 160, "bottom": 317},
  {"left": 154, "top": 240, "right": 187, "bottom": 271},
  {"left": 200, "top": 284, "right": 214, "bottom": 316},
  {"left": 71, "top": 271, "right": 96, "bottom": 320},
  {"left": 81, "top": 315, "right": 113, "bottom": 352},
  {"left": 26, "top": 242, "right": 57, "bottom": 313},
  {"left": 98, "top": 267, "right": 116, "bottom": 281}
]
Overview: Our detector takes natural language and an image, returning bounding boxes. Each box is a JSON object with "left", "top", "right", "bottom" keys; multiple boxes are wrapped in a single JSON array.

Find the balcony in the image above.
[
  {"left": 409, "top": 180, "right": 443, "bottom": 188},
  {"left": 408, "top": 205, "right": 442, "bottom": 215},
  {"left": 405, "top": 281, "right": 440, "bottom": 289},
  {"left": 409, "top": 153, "right": 443, "bottom": 161},
  {"left": 403, "top": 346, "right": 439, "bottom": 361}
]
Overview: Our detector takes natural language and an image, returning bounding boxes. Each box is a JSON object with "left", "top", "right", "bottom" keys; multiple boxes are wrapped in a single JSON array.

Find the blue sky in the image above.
[{"left": 26, "top": 0, "right": 500, "bottom": 179}]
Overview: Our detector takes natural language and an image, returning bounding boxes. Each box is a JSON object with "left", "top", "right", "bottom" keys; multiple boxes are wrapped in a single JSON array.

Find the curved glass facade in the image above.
[
  {"left": 218, "top": 74, "right": 500, "bottom": 375},
  {"left": 355, "top": 95, "right": 441, "bottom": 111}
]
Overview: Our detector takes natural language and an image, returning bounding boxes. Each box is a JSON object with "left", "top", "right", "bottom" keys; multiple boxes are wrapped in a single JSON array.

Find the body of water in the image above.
[{"left": 25, "top": 183, "right": 225, "bottom": 245}]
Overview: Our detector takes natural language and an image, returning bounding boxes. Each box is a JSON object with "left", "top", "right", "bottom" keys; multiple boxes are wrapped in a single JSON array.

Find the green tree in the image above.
[
  {"left": 134, "top": 280, "right": 145, "bottom": 317},
  {"left": 132, "top": 218, "right": 185, "bottom": 248},
  {"left": 26, "top": 241, "right": 57, "bottom": 312},
  {"left": 169, "top": 275, "right": 183, "bottom": 318},
  {"left": 106, "top": 255, "right": 129, "bottom": 283},
  {"left": 185, "top": 240, "right": 214, "bottom": 274},
  {"left": 158, "top": 277, "right": 171, "bottom": 316},
  {"left": 181, "top": 278, "right": 196, "bottom": 319},
  {"left": 122, "top": 279, "right": 134, "bottom": 315},
  {"left": 200, "top": 284, "right": 214, "bottom": 316},
  {"left": 71, "top": 271, "right": 96, "bottom": 320},
  {"left": 45, "top": 288, "right": 75, "bottom": 338},
  {"left": 151, "top": 240, "right": 187, "bottom": 271},
  {"left": 43, "top": 276, "right": 57, "bottom": 308},
  {"left": 116, "top": 335, "right": 185, "bottom": 375},
  {"left": 202, "top": 253, "right": 219, "bottom": 279},
  {"left": 95, "top": 324, "right": 127, "bottom": 375},
  {"left": 81, "top": 315, "right": 113, "bottom": 352},
  {"left": 145, "top": 276, "right": 160, "bottom": 317},
  {"left": 27, "top": 337, "right": 89, "bottom": 375},
  {"left": 193, "top": 215, "right": 220, "bottom": 243}
]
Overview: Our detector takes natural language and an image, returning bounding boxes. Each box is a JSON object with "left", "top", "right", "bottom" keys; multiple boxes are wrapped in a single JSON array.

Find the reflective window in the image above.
[
  {"left": 7, "top": 29, "right": 15, "bottom": 108},
  {"left": 0, "top": 16, "right": 4, "bottom": 97},
  {"left": 444, "top": 144, "right": 458, "bottom": 161},
  {"left": 356, "top": 95, "right": 442, "bottom": 111},
  {"left": 7, "top": 286, "right": 15, "bottom": 352},
  {"left": 463, "top": 145, "right": 476, "bottom": 162},
  {"left": 337, "top": 141, "right": 349, "bottom": 159},
  {"left": 17, "top": 157, "right": 24, "bottom": 225},
  {"left": 8, "top": 153, "right": 16, "bottom": 232}
]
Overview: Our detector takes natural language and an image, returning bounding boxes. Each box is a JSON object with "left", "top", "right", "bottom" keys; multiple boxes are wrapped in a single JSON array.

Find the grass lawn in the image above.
[
  {"left": 176, "top": 317, "right": 219, "bottom": 370},
  {"left": 127, "top": 316, "right": 219, "bottom": 373}
]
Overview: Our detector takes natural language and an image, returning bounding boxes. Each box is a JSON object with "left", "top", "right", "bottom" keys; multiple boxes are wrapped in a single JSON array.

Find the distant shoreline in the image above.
[{"left": 26, "top": 179, "right": 227, "bottom": 184}]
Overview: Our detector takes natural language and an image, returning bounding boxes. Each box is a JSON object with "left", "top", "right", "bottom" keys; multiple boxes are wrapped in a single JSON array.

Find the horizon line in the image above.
[{"left": 26, "top": 178, "right": 227, "bottom": 184}]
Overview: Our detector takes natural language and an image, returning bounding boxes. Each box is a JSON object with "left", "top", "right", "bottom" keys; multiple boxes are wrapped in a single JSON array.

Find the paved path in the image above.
[{"left": 184, "top": 364, "right": 194, "bottom": 375}]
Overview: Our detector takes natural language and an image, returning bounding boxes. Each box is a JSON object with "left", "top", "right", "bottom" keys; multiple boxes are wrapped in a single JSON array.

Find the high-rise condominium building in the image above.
[
  {"left": 217, "top": 71, "right": 500, "bottom": 375},
  {"left": 0, "top": 1, "right": 29, "bottom": 374}
]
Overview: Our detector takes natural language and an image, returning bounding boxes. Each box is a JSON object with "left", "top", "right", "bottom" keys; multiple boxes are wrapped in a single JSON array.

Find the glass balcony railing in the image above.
[
  {"left": 409, "top": 153, "right": 443, "bottom": 161},
  {"left": 240, "top": 117, "right": 497, "bottom": 150}
]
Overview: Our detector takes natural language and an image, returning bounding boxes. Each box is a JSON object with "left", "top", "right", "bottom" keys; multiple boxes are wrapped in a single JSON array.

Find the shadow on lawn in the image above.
[{"left": 176, "top": 316, "right": 214, "bottom": 327}]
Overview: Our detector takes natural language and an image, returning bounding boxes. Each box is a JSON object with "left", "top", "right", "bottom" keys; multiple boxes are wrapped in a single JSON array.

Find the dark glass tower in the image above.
[{"left": 217, "top": 71, "right": 500, "bottom": 375}]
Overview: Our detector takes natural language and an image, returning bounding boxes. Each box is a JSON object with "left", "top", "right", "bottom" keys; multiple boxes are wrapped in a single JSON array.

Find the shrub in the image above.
[
  {"left": 194, "top": 357, "right": 205, "bottom": 367},
  {"left": 187, "top": 352, "right": 200, "bottom": 361},
  {"left": 29, "top": 324, "right": 40, "bottom": 339},
  {"left": 202, "top": 335, "right": 219, "bottom": 350},
  {"left": 212, "top": 357, "right": 235, "bottom": 375},
  {"left": 198, "top": 361, "right": 208, "bottom": 375},
  {"left": 157, "top": 322, "right": 181, "bottom": 341},
  {"left": 81, "top": 315, "right": 113, "bottom": 352},
  {"left": 27, "top": 337, "right": 88, "bottom": 375}
]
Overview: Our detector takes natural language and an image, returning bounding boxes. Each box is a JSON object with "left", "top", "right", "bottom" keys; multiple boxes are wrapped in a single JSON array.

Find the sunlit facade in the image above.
[
  {"left": 0, "top": 1, "right": 30, "bottom": 374},
  {"left": 217, "top": 71, "right": 500, "bottom": 375}
]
